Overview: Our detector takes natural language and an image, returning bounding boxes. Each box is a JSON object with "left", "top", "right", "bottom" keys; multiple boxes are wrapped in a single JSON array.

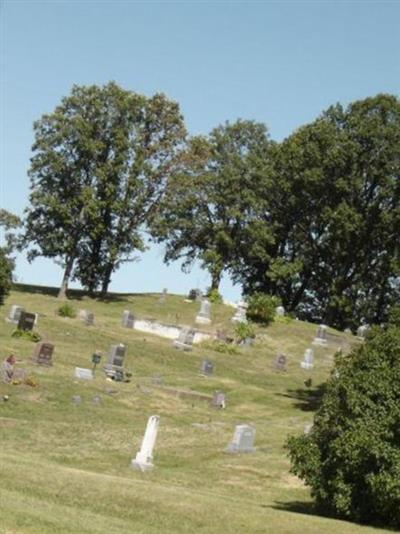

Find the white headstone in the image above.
[
  {"left": 195, "top": 299, "right": 211, "bottom": 325},
  {"left": 173, "top": 327, "right": 195, "bottom": 351},
  {"left": 300, "top": 348, "right": 314, "bottom": 370},
  {"left": 357, "top": 324, "right": 370, "bottom": 339},
  {"left": 74, "top": 367, "right": 94, "bottom": 380},
  {"left": 231, "top": 301, "right": 248, "bottom": 324},
  {"left": 226, "top": 424, "right": 255, "bottom": 453},
  {"left": 7, "top": 305, "right": 24, "bottom": 324},
  {"left": 275, "top": 306, "right": 285, "bottom": 317},
  {"left": 131, "top": 415, "right": 160, "bottom": 471}
]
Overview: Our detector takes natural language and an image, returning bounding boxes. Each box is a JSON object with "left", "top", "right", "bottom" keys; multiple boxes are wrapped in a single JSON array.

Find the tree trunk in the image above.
[
  {"left": 58, "top": 256, "right": 74, "bottom": 299},
  {"left": 210, "top": 269, "right": 222, "bottom": 292},
  {"left": 100, "top": 263, "right": 114, "bottom": 296}
]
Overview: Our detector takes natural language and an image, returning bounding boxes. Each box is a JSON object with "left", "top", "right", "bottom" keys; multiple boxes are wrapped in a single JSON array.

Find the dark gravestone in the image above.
[
  {"left": 274, "top": 353, "right": 287, "bottom": 371},
  {"left": 18, "top": 311, "right": 36, "bottom": 332},
  {"left": 188, "top": 289, "right": 197, "bottom": 301},
  {"left": 200, "top": 360, "right": 214, "bottom": 376},
  {"left": 32, "top": 342, "right": 54, "bottom": 366}
]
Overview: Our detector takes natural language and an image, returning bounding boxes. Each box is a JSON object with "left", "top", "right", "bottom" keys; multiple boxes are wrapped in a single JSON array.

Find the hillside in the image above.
[{"left": 0, "top": 285, "right": 385, "bottom": 534}]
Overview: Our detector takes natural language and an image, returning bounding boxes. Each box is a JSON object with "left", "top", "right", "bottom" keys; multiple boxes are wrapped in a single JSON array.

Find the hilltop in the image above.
[{"left": 0, "top": 285, "right": 385, "bottom": 534}]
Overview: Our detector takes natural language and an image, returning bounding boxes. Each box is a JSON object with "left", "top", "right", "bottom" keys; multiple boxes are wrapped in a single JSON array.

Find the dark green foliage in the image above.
[
  {"left": 57, "top": 303, "right": 77, "bottom": 318},
  {"left": 388, "top": 306, "right": 400, "bottom": 327},
  {"left": 287, "top": 326, "right": 400, "bottom": 527},
  {"left": 231, "top": 94, "right": 400, "bottom": 329},
  {"left": 0, "top": 249, "right": 13, "bottom": 306},
  {"left": 246, "top": 293, "right": 279, "bottom": 325},
  {"left": 11, "top": 329, "right": 41, "bottom": 342}
]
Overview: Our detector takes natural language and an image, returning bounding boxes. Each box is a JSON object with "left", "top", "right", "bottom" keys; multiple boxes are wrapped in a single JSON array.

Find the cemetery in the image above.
[{"left": 0, "top": 284, "right": 386, "bottom": 534}]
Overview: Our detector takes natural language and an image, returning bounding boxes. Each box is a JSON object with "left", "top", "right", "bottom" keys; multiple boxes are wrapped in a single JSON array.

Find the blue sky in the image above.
[{"left": 1, "top": 1, "right": 399, "bottom": 299}]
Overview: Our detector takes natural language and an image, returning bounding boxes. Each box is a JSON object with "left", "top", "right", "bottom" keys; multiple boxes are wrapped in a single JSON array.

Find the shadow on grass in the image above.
[
  {"left": 12, "top": 283, "right": 152, "bottom": 303},
  {"left": 277, "top": 383, "right": 327, "bottom": 411},
  {"left": 270, "top": 500, "right": 319, "bottom": 516}
]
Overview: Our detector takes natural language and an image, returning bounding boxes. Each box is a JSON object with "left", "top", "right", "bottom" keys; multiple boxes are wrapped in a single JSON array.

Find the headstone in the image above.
[
  {"left": 300, "top": 348, "right": 314, "bottom": 370},
  {"left": 357, "top": 324, "right": 370, "bottom": 339},
  {"left": 344, "top": 328, "right": 352, "bottom": 335},
  {"left": 104, "top": 343, "right": 126, "bottom": 379},
  {"left": 226, "top": 424, "right": 255, "bottom": 453},
  {"left": 173, "top": 328, "right": 195, "bottom": 351},
  {"left": 92, "top": 395, "right": 102, "bottom": 405},
  {"left": 131, "top": 415, "right": 160, "bottom": 471},
  {"left": 122, "top": 310, "right": 135, "bottom": 328},
  {"left": 72, "top": 395, "right": 81, "bottom": 405},
  {"left": 187, "top": 289, "right": 201, "bottom": 301},
  {"left": 32, "top": 342, "right": 54, "bottom": 366},
  {"left": 200, "top": 360, "right": 214, "bottom": 376},
  {"left": 17, "top": 311, "right": 36, "bottom": 332},
  {"left": 240, "top": 336, "right": 254, "bottom": 347},
  {"left": 195, "top": 299, "right": 211, "bottom": 325},
  {"left": 79, "top": 309, "right": 94, "bottom": 326},
  {"left": 313, "top": 324, "right": 328, "bottom": 345},
  {"left": 304, "top": 423, "right": 313, "bottom": 434},
  {"left": 74, "top": 367, "right": 93, "bottom": 380},
  {"left": 274, "top": 353, "right": 287, "bottom": 371},
  {"left": 211, "top": 391, "right": 226, "bottom": 408},
  {"left": 231, "top": 301, "right": 248, "bottom": 324},
  {"left": 275, "top": 305, "right": 285, "bottom": 317},
  {"left": 7, "top": 305, "right": 24, "bottom": 324}
]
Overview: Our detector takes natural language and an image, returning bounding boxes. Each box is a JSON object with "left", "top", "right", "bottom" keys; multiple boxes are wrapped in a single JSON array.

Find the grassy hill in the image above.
[{"left": 0, "top": 285, "right": 386, "bottom": 533}]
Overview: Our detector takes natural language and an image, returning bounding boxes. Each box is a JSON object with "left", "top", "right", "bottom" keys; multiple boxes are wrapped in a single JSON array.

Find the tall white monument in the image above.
[
  {"left": 195, "top": 299, "right": 211, "bottom": 325},
  {"left": 301, "top": 348, "right": 314, "bottom": 370},
  {"left": 131, "top": 415, "right": 160, "bottom": 471}
]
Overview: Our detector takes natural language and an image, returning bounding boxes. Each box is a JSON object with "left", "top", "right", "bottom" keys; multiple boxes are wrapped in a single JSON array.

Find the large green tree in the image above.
[
  {"left": 150, "top": 120, "right": 274, "bottom": 291},
  {"left": 22, "top": 83, "right": 186, "bottom": 298}
]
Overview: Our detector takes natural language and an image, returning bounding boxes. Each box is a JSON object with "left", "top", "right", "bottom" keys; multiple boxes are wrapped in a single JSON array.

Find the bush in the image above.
[
  {"left": 246, "top": 293, "right": 280, "bottom": 325},
  {"left": 234, "top": 322, "right": 255, "bottom": 342},
  {"left": 286, "top": 325, "right": 400, "bottom": 528},
  {"left": 207, "top": 288, "right": 223, "bottom": 304},
  {"left": 11, "top": 329, "right": 41, "bottom": 342},
  {"left": 57, "top": 303, "right": 76, "bottom": 318}
]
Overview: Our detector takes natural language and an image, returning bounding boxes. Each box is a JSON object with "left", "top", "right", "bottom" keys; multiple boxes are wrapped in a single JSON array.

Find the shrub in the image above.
[
  {"left": 11, "top": 329, "right": 41, "bottom": 342},
  {"left": 234, "top": 322, "right": 255, "bottom": 342},
  {"left": 207, "top": 288, "right": 223, "bottom": 304},
  {"left": 286, "top": 325, "right": 400, "bottom": 528},
  {"left": 246, "top": 293, "right": 280, "bottom": 325},
  {"left": 57, "top": 303, "right": 76, "bottom": 318}
]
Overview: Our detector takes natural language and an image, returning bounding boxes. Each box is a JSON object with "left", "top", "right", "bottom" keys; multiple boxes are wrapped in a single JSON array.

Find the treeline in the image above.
[{"left": 18, "top": 83, "right": 399, "bottom": 329}]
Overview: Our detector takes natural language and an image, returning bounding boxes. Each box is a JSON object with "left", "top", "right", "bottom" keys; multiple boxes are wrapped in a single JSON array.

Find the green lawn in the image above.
[{"left": 0, "top": 285, "right": 385, "bottom": 533}]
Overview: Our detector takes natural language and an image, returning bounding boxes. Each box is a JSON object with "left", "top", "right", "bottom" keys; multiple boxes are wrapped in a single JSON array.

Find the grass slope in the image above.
[{"left": 0, "top": 285, "right": 385, "bottom": 533}]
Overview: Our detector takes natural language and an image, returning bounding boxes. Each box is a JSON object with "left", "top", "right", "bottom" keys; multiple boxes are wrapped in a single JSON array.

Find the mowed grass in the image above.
[{"left": 0, "top": 285, "right": 385, "bottom": 533}]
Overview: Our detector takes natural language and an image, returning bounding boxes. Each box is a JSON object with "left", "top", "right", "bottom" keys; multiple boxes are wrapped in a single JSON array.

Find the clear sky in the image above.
[{"left": 1, "top": 0, "right": 399, "bottom": 299}]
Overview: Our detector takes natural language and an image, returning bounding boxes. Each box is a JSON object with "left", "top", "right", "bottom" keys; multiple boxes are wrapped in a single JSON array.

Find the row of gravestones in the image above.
[
  {"left": 131, "top": 415, "right": 255, "bottom": 471},
  {"left": 7, "top": 305, "right": 95, "bottom": 329}
]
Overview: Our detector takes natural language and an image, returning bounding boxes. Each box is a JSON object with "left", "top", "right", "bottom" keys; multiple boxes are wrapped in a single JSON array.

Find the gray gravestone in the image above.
[
  {"left": 74, "top": 367, "right": 93, "bottom": 380},
  {"left": 32, "top": 342, "right": 54, "bottom": 366},
  {"left": 226, "top": 424, "right": 255, "bottom": 453},
  {"left": 17, "top": 311, "right": 36, "bottom": 331},
  {"left": 159, "top": 288, "right": 168, "bottom": 303},
  {"left": 122, "top": 310, "right": 135, "bottom": 328},
  {"left": 104, "top": 343, "right": 126, "bottom": 379},
  {"left": 211, "top": 391, "right": 226, "bottom": 408},
  {"left": 188, "top": 289, "right": 201, "bottom": 301},
  {"left": 275, "top": 305, "right": 285, "bottom": 317},
  {"left": 200, "top": 360, "right": 214, "bottom": 376},
  {"left": 173, "top": 328, "right": 195, "bottom": 351},
  {"left": 79, "top": 310, "right": 94, "bottom": 326},
  {"left": 274, "top": 353, "right": 287, "bottom": 371},
  {"left": 313, "top": 324, "right": 328, "bottom": 345}
]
